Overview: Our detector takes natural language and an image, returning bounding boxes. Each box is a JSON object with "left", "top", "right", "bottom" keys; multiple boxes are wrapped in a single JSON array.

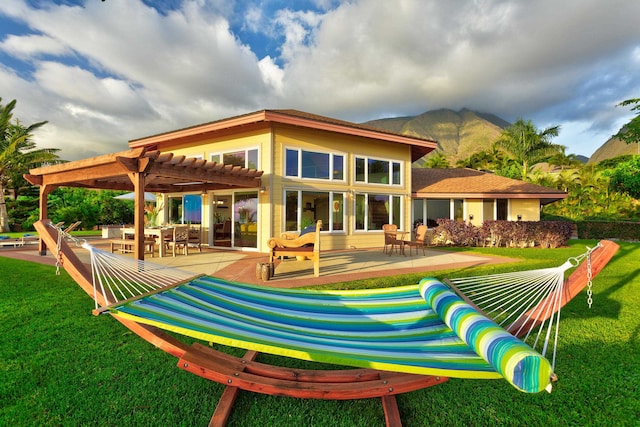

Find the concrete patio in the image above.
[{"left": 0, "top": 236, "right": 516, "bottom": 288}]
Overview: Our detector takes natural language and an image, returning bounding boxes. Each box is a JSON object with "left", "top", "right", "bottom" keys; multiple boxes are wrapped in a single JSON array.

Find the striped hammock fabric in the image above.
[{"left": 108, "top": 275, "right": 553, "bottom": 393}]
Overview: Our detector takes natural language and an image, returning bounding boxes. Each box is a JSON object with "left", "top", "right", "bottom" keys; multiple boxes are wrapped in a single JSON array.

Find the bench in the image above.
[
  {"left": 0, "top": 237, "right": 25, "bottom": 248},
  {"left": 268, "top": 220, "right": 322, "bottom": 277},
  {"left": 109, "top": 238, "right": 155, "bottom": 256}
]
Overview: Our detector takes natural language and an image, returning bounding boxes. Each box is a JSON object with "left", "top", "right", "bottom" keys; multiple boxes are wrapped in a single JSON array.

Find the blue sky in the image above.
[{"left": 0, "top": 0, "right": 639, "bottom": 160}]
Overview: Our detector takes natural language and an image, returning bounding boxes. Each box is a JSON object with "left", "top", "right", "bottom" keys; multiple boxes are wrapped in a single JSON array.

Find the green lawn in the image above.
[{"left": 1, "top": 240, "right": 638, "bottom": 426}]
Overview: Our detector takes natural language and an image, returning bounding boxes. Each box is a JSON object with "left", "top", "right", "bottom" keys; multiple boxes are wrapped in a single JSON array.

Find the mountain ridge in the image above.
[
  {"left": 364, "top": 108, "right": 630, "bottom": 165},
  {"left": 364, "top": 108, "right": 508, "bottom": 165}
]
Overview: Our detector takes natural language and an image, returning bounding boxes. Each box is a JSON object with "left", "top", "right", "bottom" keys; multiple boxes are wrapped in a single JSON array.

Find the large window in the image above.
[
  {"left": 481, "top": 199, "right": 508, "bottom": 221},
  {"left": 413, "top": 198, "right": 463, "bottom": 228},
  {"left": 354, "top": 156, "right": 401, "bottom": 185},
  {"left": 284, "top": 189, "right": 345, "bottom": 232},
  {"left": 168, "top": 194, "right": 202, "bottom": 224},
  {"left": 355, "top": 193, "right": 402, "bottom": 231},
  {"left": 210, "top": 148, "right": 258, "bottom": 169},
  {"left": 285, "top": 148, "right": 344, "bottom": 181}
]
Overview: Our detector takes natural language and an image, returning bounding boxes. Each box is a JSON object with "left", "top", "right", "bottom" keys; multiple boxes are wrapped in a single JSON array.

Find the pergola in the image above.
[{"left": 25, "top": 147, "right": 263, "bottom": 259}]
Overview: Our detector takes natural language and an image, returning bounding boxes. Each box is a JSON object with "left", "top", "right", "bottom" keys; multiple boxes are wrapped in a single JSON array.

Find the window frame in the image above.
[
  {"left": 209, "top": 146, "right": 260, "bottom": 169},
  {"left": 284, "top": 147, "right": 346, "bottom": 182},
  {"left": 354, "top": 193, "right": 403, "bottom": 232},
  {"left": 354, "top": 155, "right": 402, "bottom": 186},
  {"left": 283, "top": 188, "right": 347, "bottom": 232}
]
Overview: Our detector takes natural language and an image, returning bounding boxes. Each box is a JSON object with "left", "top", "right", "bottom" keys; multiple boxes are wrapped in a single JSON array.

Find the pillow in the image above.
[
  {"left": 419, "top": 278, "right": 553, "bottom": 393},
  {"left": 299, "top": 224, "right": 316, "bottom": 237}
]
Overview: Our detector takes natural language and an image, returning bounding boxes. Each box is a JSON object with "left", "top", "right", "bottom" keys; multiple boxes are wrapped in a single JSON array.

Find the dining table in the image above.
[{"left": 121, "top": 226, "right": 174, "bottom": 257}]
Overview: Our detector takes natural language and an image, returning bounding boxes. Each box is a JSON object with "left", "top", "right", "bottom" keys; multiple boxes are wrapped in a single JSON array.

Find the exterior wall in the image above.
[
  {"left": 156, "top": 123, "right": 414, "bottom": 252},
  {"left": 155, "top": 127, "right": 272, "bottom": 251},
  {"left": 509, "top": 199, "right": 540, "bottom": 221},
  {"left": 466, "top": 199, "right": 484, "bottom": 226},
  {"left": 270, "top": 124, "right": 413, "bottom": 250}
]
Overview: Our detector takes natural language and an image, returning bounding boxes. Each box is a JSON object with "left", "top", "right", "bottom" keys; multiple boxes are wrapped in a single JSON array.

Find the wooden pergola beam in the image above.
[{"left": 26, "top": 147, "right": 263, "bottom": 261}]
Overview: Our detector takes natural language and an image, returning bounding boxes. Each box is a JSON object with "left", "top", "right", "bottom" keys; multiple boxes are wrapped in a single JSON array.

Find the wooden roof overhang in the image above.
[
  {"left": 129, "top": 109, "right": 438, "bottom": 162},
  {"left": 25, "top": 147, "right": 263, "bottom": 260}
]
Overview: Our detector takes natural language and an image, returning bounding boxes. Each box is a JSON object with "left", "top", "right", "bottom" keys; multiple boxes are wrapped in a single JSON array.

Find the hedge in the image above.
[
  {"left": 430, "top": 219, "right": 573, "bottom": 248},
  {"left": 577, "top": 220, "right": 640, "bottom": 241}
]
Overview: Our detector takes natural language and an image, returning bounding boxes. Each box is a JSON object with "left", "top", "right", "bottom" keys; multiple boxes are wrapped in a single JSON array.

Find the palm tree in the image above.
[
  {"left": 495, "top": 118, "right": 563, "bottom": 181},
  {"left": 424, "top": 152, "right": 450, "bottom": 168},
  {"left": 0, "top": 98, "right": 60, "bottom": 232},
  {"left": 547, "top": 147, "right": 583, "bottom": 171}
]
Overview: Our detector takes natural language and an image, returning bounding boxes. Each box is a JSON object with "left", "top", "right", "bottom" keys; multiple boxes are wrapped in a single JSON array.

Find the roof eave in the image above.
[
  {"left": 412, "top": 192, "right": 568, "bottom": 200},
  {"left": 129, "top": 110, "right": 437, "bottom": 159}
]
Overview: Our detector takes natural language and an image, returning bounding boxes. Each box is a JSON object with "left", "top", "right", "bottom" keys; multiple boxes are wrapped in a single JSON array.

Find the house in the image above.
[
  {"left": 27, "top": 109, "right": 566, "bottom": 257},
  {"left": 127, "top": 109, "right": 437, "bottom": 252},
  {"left": 411, "top": 168, "right": 567, "bottom": 227}
]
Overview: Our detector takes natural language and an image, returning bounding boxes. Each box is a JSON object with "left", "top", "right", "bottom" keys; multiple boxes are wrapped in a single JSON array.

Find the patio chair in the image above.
[
  {"left": 382, "top": 223, "right": 405, "bottom": 255},
  {"left": 405, "top": 224, "right": 428, "bottom": 256},
  {"left": 188, "top": 226, "right": 202, "bottom": 252},
  {"left": 166, "top": 225, "right": 190, "bottom": 256}
]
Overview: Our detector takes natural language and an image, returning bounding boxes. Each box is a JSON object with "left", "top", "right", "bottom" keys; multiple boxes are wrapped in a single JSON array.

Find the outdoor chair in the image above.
[
  {"left": 405, "top": 224, "right": 428, "bottom": 256},
  {"left": 382, "top": 223, "right": 405, "bottom": 255},
  {"left": 166, "top": 225, "right": 190, "bottom": 256},
  {"left": 188, "top": 226, "right": 202, "bottom": 252}
]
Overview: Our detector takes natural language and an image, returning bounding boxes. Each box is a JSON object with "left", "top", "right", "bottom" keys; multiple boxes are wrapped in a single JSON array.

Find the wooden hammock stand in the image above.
[{"left": 34, "top": 220, "right": 619, "bottom": 427}]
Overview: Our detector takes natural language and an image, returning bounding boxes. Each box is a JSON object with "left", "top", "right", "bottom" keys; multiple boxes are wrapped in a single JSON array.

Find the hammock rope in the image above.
[{"left": 448, "top": 245, "right": 599, "bottom": 371}]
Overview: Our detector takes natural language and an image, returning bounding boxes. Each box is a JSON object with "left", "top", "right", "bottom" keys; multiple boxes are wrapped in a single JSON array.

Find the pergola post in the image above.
[
  {"left": 132, "top": 172, "right": 146, "bottom": 261},
  {"left": 38, "top": 183, "right": 56, "bottom": 255}
]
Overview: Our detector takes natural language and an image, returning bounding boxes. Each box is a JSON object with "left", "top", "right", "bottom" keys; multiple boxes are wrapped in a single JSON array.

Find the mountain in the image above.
[
  {"left": 588, "top": 132, "right": 639, "bottom": 164},
  {"left": 365, "top": 108, "right": 510, "bottom": 165}
]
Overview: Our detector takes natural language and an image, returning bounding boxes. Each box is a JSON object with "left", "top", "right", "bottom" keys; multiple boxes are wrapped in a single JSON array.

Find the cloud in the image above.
[
  {"left": 0, "top": 33, "right": 70, "bottom": 59},
  {"left": 0, "top": 0, "right": 639, "bottom": 161}
]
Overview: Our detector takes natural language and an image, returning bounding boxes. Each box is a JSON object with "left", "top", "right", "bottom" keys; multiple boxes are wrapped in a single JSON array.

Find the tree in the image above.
[
  {"left": 494, "top": 118, "right": 563, "bottom": 181},
  {"left": 606, "top": 155, "right": 640, "bottom": 199},
  {"left": 456, "top": 145, "right": 507, "bottom": 171},
  {"left": 423, "top": 152, "right": 450, "bottom": 168},
  {"left": 614, "top": 98, "right": 640, "bottom": 147},
  {"left": 0, "top": 98, "right": 60, "bottom": 232}
]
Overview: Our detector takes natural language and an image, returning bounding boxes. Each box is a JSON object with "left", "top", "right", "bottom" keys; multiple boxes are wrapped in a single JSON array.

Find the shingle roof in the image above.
[{"left": 412, "top": 168, "right": 566, "bottom": 203}]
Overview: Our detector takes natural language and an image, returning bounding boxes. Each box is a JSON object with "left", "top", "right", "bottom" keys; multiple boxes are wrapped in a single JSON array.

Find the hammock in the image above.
[
  {"left": 35, "top": 219, "right": 619, "bottom": 425},
  {"left": 45, "top": 222, "right": 610, "bottom": 395}
]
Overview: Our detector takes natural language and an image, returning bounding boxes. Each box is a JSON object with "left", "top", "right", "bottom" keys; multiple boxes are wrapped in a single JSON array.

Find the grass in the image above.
[{"left": 1, "top": 240, "right": 638, "bottom": 426}]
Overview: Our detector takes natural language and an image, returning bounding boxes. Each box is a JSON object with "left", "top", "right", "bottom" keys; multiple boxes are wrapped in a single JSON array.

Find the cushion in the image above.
[
  {"left": 299, "top": 224, "right": 316, "bottom": 237},
  {"left": 419, "top": 278, "right": 553, "bottom": 393}
]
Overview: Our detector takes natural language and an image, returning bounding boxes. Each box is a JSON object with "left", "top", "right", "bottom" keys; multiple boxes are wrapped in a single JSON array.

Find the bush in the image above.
[
  {"left": 433, "top": 219, "right": 481, "bottom": 246},
  {"left": 432, "top": 219, "right": 573, "bottom": 248},
  {"left": 577, "top": 220, "right": 640, "bottom": 241}
]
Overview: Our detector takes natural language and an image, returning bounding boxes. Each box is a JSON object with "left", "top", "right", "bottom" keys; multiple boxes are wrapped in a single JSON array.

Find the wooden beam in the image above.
[
  {"left": 38, "top": 184, "right": 57, "bottom": 255},
  {"left": 209, "top": 350, "right": 259, "bottom": 427},
  {"left": 29, "top": 147, "right": 146, "bottom": 175},
  {"left": 130, "top": 172, "right": 147, "bottom": 261}
]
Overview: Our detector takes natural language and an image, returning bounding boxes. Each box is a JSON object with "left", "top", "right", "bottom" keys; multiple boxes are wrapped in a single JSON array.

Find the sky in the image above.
[{"left": 0, "top": 0, "right": 639, "bottom": 161}]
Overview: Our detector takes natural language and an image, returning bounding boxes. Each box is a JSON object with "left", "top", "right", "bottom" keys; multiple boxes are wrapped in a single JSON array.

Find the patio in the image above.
[{"left": 0, "top": 237, "right": 515, "bottom": 288}]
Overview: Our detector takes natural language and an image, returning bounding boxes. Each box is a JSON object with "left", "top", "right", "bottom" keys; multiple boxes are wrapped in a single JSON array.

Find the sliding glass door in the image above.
[{"left": 212, "top": 191, "right": 258, "bottom": 249}]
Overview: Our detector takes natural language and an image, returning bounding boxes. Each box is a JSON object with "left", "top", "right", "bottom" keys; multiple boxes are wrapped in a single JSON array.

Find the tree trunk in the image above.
[{"left": 0, "top": 183, "right": 10, "bottom": 232}]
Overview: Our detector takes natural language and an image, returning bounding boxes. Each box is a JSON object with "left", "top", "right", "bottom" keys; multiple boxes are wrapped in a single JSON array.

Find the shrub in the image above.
[
  {"left": 433, "top": 219, "right": 481, "bottom": 246},
  {"left": 577, "top": 221, "right": 640, "bottom": 241},
  {"left": 434, "top": 219, "right": 573, "bottom": 248}
]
